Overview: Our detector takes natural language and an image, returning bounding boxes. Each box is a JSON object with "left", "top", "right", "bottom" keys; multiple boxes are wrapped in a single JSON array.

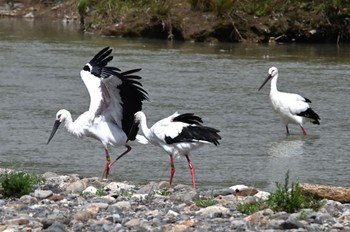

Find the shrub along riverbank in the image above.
[
  {"left": 2, "top": 0, "right": 350, "bottom": 43},
  {"left": 76, "top": 0, "right": 350, "bottom": 43}
]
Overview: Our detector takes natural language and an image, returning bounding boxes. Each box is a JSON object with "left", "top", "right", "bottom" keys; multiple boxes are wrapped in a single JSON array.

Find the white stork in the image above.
[
  {"left": 47, "top": 47, "right": 149, "bottom": 178},
  {"left": 258, "top": 66, "right": 320, "bottom": 136},
  {"left": 128, "top": 111, "right": 221, "bottom": 188}
]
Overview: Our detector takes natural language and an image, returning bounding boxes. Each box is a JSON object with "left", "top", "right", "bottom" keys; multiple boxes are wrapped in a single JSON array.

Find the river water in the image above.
[{"left": 1, "top": 18, "right": 349, "bottom": 191}]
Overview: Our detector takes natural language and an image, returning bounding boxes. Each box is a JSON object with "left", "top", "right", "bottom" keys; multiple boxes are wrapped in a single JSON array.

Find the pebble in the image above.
[
  {"left": 0, "top": 170, "right": 349, "bottom": 231},
  {"left": 33, "top": 190, "right": 53, "bottom": 199}
]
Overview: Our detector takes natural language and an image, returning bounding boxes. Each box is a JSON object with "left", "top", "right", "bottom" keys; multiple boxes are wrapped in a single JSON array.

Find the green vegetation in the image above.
[
  {"left": 266, "top": 170, "right": 324, "bottom": 213},
  {"left": 74, "top": 0, "right": 350, "bottom": 43},
  {"left": 296, "top": 210, "right": 309, "bottom": 221},
  {"left": 76, "top": 0, "right": 172, "bottom": 29},
  {"left": 77, "top": 0, "right": 88, "bottom": 16},
  {"left": 76, "top": 0, "right": 350, "bottom": 27},
  {"left": 187, "top": 0, "right": 349, "bottom": 17},
  {"left": 236, "top": 200, "right": 264, "bottom": 214},
  {"left": 96, "top": 185, "right": 106, "bottom": 196},
  {"left": 192, "top": 195, "right": 217, "bottom": 208},
  {"left": 0, "top": 172, "right": 44, "bottom": 198},
  {"left": 237, "top": 171, "right": 324, "bottom": 215},
  {"left": 154, "top": 187, "right": 170, "bottom": 196}
]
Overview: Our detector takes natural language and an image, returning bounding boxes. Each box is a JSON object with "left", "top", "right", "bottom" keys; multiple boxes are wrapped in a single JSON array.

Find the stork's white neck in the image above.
[
  {"left": 137, "top": 113, "right": 151, "bottom": 141},
  {"left": 270, "top": 74, "right": 279, "bottom": 93},
  {"left": 62, "top": 113, "right": 84, "bottom": 138}
]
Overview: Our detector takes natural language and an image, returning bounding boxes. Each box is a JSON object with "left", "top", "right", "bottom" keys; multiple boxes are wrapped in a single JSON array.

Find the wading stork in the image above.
[{"left": 258, "top": 66, "right": 320, "bottom": 136}]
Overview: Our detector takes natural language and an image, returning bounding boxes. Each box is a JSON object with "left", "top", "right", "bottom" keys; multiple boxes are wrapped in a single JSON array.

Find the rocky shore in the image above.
[{"left": 0, "top": 169, "right": 350, "bottom": 232}]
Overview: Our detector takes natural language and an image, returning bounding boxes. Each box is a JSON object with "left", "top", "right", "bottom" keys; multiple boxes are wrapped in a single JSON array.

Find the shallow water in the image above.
[{"left": 1, "top": 18, "right": 349, "bottom": 191}]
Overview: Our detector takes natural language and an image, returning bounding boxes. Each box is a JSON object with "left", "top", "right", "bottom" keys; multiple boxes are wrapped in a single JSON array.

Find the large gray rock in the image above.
[{"left": 300, "top": 183, "right": 350, "bottom": 203}]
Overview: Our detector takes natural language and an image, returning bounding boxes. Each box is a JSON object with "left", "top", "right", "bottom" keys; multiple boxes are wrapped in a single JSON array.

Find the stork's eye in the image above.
[
  {"left": 57, "top": 114, "right": 61, "bottom": 119},
  {"left": 83, "top": 65, "right": 90, "bottom": 72}
]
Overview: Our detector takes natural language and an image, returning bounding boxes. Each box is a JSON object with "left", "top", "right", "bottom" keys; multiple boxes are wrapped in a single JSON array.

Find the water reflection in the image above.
[
  {"left": 267, "top": 136, "right": 306, "bottom": 158},
  {"left": 263, "top": 135, "right": 321, "bottom": 190}
]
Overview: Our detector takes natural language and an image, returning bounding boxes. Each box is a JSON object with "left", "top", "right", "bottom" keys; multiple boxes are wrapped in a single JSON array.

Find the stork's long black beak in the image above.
[
  {"left": 258, "top": 74, "right": 272, "bottom": 91},
  {"left": 47, "top": 120, "right": 61, "bottom": 144},
  {"left": 126, "top": 121, "right": 140, "bottom": 143}
]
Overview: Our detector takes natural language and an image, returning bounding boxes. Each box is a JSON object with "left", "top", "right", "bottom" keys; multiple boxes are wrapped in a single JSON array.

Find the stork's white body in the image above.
[
  {"left": 132, "top": 111, "right": 221, "bottom": 188},
  {"left": 61, "top": 110, "right": 128, "bottom": 148},
  {"left": 140, "top": 112, "right": 206, "bottom": 157}
]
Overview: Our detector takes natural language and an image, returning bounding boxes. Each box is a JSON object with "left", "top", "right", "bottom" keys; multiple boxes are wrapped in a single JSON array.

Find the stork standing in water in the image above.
[
  {"left": 47, "top": 47, "right": 149, "bottom": 178},
  {"left": 128, "top": 111, "right": 221, "bottom": 188},
  {"left": 258, "top": 66, "right": 320, "bottom": 136}
]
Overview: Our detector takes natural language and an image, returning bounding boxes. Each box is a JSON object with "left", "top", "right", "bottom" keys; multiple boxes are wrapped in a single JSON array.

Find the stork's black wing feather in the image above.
[
  {"left": 117, "top": 68, "right": 149, "bottom": 140},
  {"left": 89, "top": 47, "right": 113, "bottom": 67},
  {"left": 86, "top": 47, "right": 121, "bottom": 78},
  {"left": 303, "top": 97, "right": 312, "bottom": 103},
  {"left": 173, "top": 113, "right": 203, "bottom": 125}
]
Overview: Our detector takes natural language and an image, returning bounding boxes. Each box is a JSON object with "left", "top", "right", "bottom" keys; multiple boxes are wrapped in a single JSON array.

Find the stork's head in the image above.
[
  {"left": 258, "top": 66, "right": 278, "bottom": 91},
  {"left": 47, "top": 109, "right": 71, "bottom": 144},
  {"left": 268, "top": 67, "right": 278, "bottom": 77},
  {"left": 55, "top": 109, "right": 70, "bottom": 123},
  {"left": 134, "top": 111, "right": 145, "bottom": 124}
]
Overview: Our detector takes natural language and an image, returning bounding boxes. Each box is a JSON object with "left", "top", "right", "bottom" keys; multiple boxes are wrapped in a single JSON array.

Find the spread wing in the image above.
[
  {"left": 99, "top": 67, "right": 149, "bottom": 138},
  {"left": 80, "top": 47, "right": 119, "bottom": 113}
]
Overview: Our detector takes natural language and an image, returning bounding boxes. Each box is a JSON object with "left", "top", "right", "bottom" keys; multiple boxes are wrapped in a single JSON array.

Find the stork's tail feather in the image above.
[
  {"left": 165, "top": 125, "right": 222, "bottom": 146},
  {"left": 297, "top": 108, "right": 320, "bottom": 125},
  {"left": 193, "top": 126, "right": 222, "bottom": 146},
  {"left": 204, "top": 126, "right": 222, "bottom": 146},
  {"left": 312, "top": 120, "right": 320, "bottom": 125}
]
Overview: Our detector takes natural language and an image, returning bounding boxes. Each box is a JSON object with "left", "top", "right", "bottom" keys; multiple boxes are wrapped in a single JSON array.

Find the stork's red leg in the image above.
[
  {"left": 110, "top": 145, "right": 132, "bottom": 167},
  {"left": 102, "top": 145, "right": 132, "bottom": 178},
  {"left": 102, "top": 148, "right": 111, "bottom": 178},
  {"left": 301, "top": 126, "right": 307, "bottom": 136},
  {"left": 169, "top": 155, "right": 175, "bottom": 186},
  {"left": 185, "top": 154, "right": 196, "bottom": 189}
]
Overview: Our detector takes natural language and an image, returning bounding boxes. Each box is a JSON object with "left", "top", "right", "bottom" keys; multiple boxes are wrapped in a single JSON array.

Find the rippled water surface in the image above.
[{"left": 1, "top": 18, "right": 349, "bottom": 191}]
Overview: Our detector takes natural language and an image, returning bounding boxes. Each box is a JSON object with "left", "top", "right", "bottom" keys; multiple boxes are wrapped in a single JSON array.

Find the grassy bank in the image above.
[{"left": 75, "top": 0, "right": 350, "bottom": 43}]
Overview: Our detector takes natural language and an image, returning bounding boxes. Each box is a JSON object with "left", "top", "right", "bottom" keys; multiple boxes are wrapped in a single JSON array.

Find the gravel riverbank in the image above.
[{"left": 0, "top": 170, "right": 349, "bottom": 232}]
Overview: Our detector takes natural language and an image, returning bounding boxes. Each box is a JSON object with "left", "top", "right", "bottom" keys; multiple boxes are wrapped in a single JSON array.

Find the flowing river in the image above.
[{"left": 1, "top": 18, "right": 349, "bottom": 191}]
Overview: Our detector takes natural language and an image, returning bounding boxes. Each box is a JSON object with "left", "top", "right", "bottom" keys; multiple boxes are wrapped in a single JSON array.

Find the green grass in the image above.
[
  {"left": 192, "top": 195, "right": 217, "bottom": 208},
  {"left": 236, "top": 200, "right": 264, "bottom": 214},
  {"left": 266, "top": 170, "right": 324, "bottom": 213},
  {"left": 0, "top": 172, "right": 45, "bottom": 198},
  {"left": 154, "top": 187, "right": 170, "bottom": 196},
  {"left": 96, "top": 186, "right": 106, "bottom": 196},
  {"left": 237, "top": 171, "right": 324, "bottom": 215}
]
